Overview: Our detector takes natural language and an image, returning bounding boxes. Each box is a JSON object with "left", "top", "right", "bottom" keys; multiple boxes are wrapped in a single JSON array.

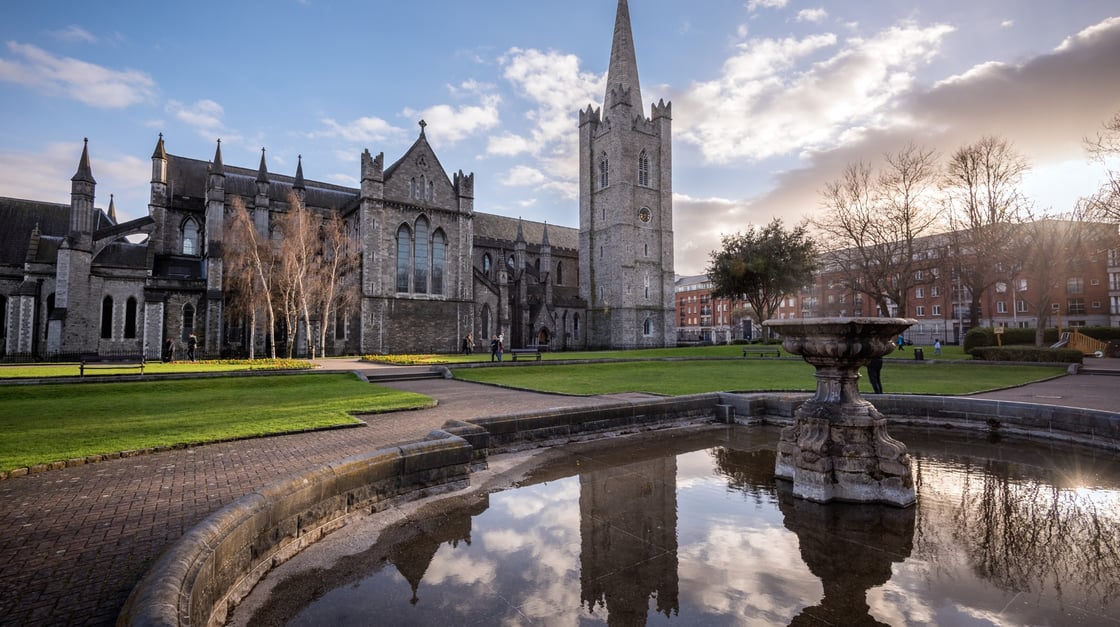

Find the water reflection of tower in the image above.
[{"left": 580, "top": 456, "right": 680, "bottom": 625}]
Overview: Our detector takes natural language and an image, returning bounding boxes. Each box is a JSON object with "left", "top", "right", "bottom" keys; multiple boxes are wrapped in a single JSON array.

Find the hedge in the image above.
[
  {"left": 970, "top": 346, "right": 1084, "bottom": 363},
  {"left": 964, "top": 326, "right": 1120, "bottom": 353}
]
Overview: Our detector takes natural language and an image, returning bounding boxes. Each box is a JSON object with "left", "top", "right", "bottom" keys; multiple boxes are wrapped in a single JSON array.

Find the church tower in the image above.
[{"left": 579, "top": 0, "right": 675, "bottom": 349}]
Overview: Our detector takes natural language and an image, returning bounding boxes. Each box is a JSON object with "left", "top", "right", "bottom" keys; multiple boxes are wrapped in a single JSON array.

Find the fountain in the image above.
[{"left": 763, "top": 317, "right": 917, "bottom": 507}]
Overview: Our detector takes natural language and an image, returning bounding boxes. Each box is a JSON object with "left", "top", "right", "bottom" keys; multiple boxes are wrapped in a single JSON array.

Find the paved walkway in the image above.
[{"left": 0, "top": 359, "right": 1116, "bottom": 626}]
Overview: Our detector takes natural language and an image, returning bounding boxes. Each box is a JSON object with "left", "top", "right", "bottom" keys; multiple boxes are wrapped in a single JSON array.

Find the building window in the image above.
[
  {"left": 431, "top": 229, "right": 446, "bottom": 295},
  {"left": 931, "top": 286, "right": 940, "bottom": 298},
  {"left": 573, "top": 313, "right": 580, "bottom": 340},
  {"left": 396, "top": 224, "right": 412, "bottom": 292},
  {"left": 410, "top": 178, "right": 416, "bottom": 199},
  {"left": 483, "top": 253, "right": 492, "bottom": 278},
  {"left": 638, "top": 151, "right": 650, "bottom": 187},
  {"left": 182, "top": 303, "right": 194, "bottom": 341},
  {"left": 643, "top": 317, "right": 653, "bottom": 336},
  {"left": 100, "top": 296, "right": 113, "bottom": 339},
  {"left": 1091, "top": 278, "right": 1100, "bottom": 286},
  {"left": 1068, "top": 298, "right": 1086, "bottom": 315},
  {"left": 428, "top": 180, "right": 435, "bottom": 202},
  {"left": 1051, "top": 302, "right": 1060, "bottom": 312},
  {"left": 556, "top": 262, "right": 563, "bottom": 285},
  {"left": 916, "top": 305, "right": 925, "bottom": 317},
  {"left": 1092, "top": 300, "right": 1102, "bottom": 309},
  {"left": 932, "top": 304, "right": 941, "bottom": 316},
  {"left": 1017, "top": 300, "right": 1027, "bottom": 313},
  {"left": 996, "top": 301, "right": 1007, "bottom": 314},
  {"left": 915, "top": 287, "right": 924, "bottom": 299},
  {"left": 413, "top": 217, "right": 429, "bottom": 294},
  {"left": 598, "top": 152, "right": 609, "bottom": 189},
  {"left": 995, "top": 282, "right": 1006, "bottom": 293},
  {"left": 182, "top": 218, "right": 200, "bottom": 256},
  {"left": 1018, "top": 279, "right": 1028, "bottom": 292},
  {"left": 335, "top": 309, "right": 346, "bottom": 340},
  {"left": 644, "top": 273, "right": 650, "bottom": 299},
  {"left": 124, "top": 297, "right": 137, "bottom": 339},
  {"left": 419, "top": 175, "right": 427, "bottom": 201},
  {"left": 1067, "top": 277, "right": 1084, "bottom": 294}
]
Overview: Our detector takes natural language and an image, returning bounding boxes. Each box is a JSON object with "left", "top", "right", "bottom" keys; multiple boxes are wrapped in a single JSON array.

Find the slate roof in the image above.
[
  {"left": 0, "top": 198, "right": 69, "bottom": 265},
  {"left": 93, "top": 241, "right": 149, "bottom": 270},
  {"left": 473, "top": 213, "right": 578, "bottom": 250},
  {"left": 165, "top": 154, "right": 360, "bottom": 214}
]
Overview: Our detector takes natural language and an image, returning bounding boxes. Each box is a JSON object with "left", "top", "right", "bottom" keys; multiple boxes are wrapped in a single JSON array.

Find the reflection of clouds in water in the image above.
[
  {"left": 675, "top": 450, "right": 725, "bottom": 489},
  {"left": 424, "top": 549, "right": 497, "bottom": 587},
  {"left": 498, "top": 479, "right": 579, "bottom": 519},
  {"left": 868, "top": 577, "right": 938, "bottom": 626},
  {"left": 678, "top": 523, "right": 817, "bottom": 622}
]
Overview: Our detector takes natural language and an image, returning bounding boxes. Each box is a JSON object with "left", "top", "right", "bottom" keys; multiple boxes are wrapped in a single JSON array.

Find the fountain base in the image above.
[{"left": 765, "top": 317, "right": 919, "bottom": 508}]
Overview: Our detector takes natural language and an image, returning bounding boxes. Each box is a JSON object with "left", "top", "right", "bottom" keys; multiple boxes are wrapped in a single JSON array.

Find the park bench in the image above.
[
  {"left": 510, "top": 348, "right": 542, "bottom": 361},
  {"left": 742, "top": 346, "right": 781, "bottom": 358},
  {"left": 80, "top": 353, "right": 146, "bottom": 378}
]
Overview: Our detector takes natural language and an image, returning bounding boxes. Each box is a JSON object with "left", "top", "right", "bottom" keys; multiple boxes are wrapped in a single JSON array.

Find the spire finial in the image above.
[
  {"left": 257, "top": 147, "right": 269, "bottom": 183},
  {"left": 108, "top": 193, "right": 117, "bottom": 221},
  {"left": 419, "top": 119, "right": 427, "bottom": 137},
  {"left": 72, "top": 137, "right": 96, "bottom": 184},
  {"left": 293, "top": 154, "right": 306, "bottom": 190},
  {"left": 211, "top": 138, "right": 224, "bottom": 173}
]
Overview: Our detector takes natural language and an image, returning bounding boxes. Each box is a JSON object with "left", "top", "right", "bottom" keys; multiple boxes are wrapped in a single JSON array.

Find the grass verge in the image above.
[
  {"left": 0, "top": 374, "right": 433, "bottom": 473},
  {"left": 0, "top": 358, "right": 314, "bottom": 379},
  {"left": 451, "top": 360, "right": 1065, "bottom": 396}
]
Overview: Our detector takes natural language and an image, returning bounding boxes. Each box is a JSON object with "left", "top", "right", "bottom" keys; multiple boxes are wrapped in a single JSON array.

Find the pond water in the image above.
[{"left": 239, "top": 426, "right": 1120, "bottom": 626}]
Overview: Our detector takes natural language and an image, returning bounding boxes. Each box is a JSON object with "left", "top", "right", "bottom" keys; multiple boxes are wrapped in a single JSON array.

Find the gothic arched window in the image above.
[
  {"left": 409, "top": 178, "right": 417, "bottom": 200},
  {"left": 483, "top": 253, "right": 492, "bottom": 278},
  {"left": 431, "top": 229, "right": 446, "bottom": 295},
  {"left": 598, "top": 152, "right": 609, "bottom": 189},
  {"left": 182, "top": 303, "right": 195, "bottom": 341},
  {"left": 413, "top": 217, "right": 429, "bottom": 294},
  {"left": 643, "top": 317, "right": 653, "bottom": 336},
  {"left": 182, "top": 218, "right": 200, "bottom": 256},
  {"left": 638, "top": 150, "right": 650, "bottom": 187},
  {"left": 396, "top": 224, "right": 412, "bottom": 292},
  {"left": 100, "top": 296, "right": 113, "bottom": 339},
  {"left": 124, "top": 296, "right": 137, "bottom": 339},
  {"left": 556, "top": 262, "right": 563, "bottom": 286}
]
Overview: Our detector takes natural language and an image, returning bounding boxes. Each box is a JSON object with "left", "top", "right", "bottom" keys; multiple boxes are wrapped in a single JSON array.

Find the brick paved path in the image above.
[{"left": 0, "top": 366, "right": 614, "bottom": 627}]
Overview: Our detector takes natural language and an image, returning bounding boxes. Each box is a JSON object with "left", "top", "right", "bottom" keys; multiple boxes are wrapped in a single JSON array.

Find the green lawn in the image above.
[
  {"left": 451, "top": 359, "right": 1065, "bottom": 396},
  {"left": 0, "top": 358, "right": 314, "bottom": 379},
  {"left": 365, "top": 341, "right": 972, "bottom": 365},
  {"left": 0, "top": 374, "right": 433, "bottom": 473}
]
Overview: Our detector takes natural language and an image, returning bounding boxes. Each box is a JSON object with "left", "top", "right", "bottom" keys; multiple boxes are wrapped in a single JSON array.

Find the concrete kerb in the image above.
[{"left": 117, "top": 391, "right": 1120, "bottom": 627}]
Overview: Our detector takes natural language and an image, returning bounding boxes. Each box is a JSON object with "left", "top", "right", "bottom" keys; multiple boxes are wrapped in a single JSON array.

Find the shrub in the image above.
[
  {"left": 964, "top": 326, "right": 1116, "bottom": 353},
  {"left": 970, "top": 346, "right": 1083, "bottom": 363}
]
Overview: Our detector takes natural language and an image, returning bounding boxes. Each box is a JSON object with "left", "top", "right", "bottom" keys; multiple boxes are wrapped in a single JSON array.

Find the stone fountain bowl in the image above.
[{"left": 763, "top": 317, "right": 917, "bottom": 366}]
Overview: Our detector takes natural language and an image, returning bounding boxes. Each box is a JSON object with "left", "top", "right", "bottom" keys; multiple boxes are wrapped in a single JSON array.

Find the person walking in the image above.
[
  {"left": 187, "top": 333, "right": 198, "bottom": 362},
  {"left": 490, "top": 336, "right": 499, "bottom": 362},
  {"left": 897, "top": 335, "right": 905, "bottom": 351},
  {"left": 867, "top": 356, "right": 884, "bottom": 394},
  {"left": 497, "top": 336, "right": 504, "bottom": 362},
  {"left": 934, "top": 339, "right": 942, "bottom": 356},
  {"left": 164, "top": 338, "right": 175, "bottom": 363}
]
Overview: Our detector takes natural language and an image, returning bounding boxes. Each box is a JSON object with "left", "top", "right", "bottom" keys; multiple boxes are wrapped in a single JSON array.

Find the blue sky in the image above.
[{"left": 2, "top": 0, "right": 1118, "bottom": 274}]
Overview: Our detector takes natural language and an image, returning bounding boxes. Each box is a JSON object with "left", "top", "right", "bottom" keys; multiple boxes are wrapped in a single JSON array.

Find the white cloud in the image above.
[
  {"left": 487, "top": 132, "right": 533, "bottom": 156},
  {"left": 311, "top": 115, "right": 403, "bottom": 143},
  {"left": 50, "top": 26, "right": 97, "bottom": 44},
  {"left": 504, "top": 165, "right": 546, "bottom": 187},
  {"left": 675, "top": 22, "right": 954, "bottom": 163},
  {"left": 166, "top": 99, "right": 224, "bottom": 133},
  {"left": 0, "top": 42, "right": 156, "bottom": 108},
  {"left": 1000, "top": 19, "right": 1015, "bottom": 29},
  {"left": 747, "top": 0, "right": 789, "bottom": 11},
  {"left": 796, "top": 9, "right": 828, "bottom": 24},
  {"left": 402, "top": 92, "right": 501, "bottom": 145}
]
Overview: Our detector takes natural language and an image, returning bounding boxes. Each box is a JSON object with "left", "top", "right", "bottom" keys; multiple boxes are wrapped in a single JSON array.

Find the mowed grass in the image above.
[
  {"left": 451, "top": 359, "right": 1066, "bottom": 396},
  {"left": 0, "top": 358, "right": 314, "bottom": 379},
  {"left": 0, "top": 374, "right": 433, "bottom": 473},
  {"left": 368, "top": 342, "right": 972, "bottom": 365}
]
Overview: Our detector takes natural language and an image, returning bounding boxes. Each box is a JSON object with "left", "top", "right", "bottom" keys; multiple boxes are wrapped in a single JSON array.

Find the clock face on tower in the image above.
[{"left": 638, "top": 207, "right": 652, "bottom": 223}]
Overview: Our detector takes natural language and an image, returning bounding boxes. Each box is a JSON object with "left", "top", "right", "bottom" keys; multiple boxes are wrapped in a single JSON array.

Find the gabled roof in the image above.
[
  {"left": 0, "top": 198, "right": 69, "bottom": 265},
  {"left": 473, "top": 213, "right": 578, "bottom": 250}
]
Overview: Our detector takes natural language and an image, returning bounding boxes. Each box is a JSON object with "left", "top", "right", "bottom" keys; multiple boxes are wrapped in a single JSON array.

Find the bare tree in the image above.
[
  {"left": 1084, "top": 110, "right": 1120, "bottom": 222},
  {"left": 942, "top": 135, "right": 1030, "bottom": 328},
  {"left": 224, "top": 197, "right": 280, "bottom": 358},
  {"left": 276, "top": 193, "right": 319, "bottom": 358},
  {"left": 816, "top": 143, "right": 942, "bottom": 317},
  {"left": 311, "top": 211, "right": 360, "bottom": 355}
]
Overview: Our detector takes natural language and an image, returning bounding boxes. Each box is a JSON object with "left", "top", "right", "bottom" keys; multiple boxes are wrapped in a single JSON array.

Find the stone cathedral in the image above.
[{"left": 0, "top": 0, "right": 674, "bottom": 359}]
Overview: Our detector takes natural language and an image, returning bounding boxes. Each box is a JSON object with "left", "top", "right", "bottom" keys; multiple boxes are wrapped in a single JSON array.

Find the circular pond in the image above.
[{"left": 232, "top": 426, "right": 1120, "bottom": 626}]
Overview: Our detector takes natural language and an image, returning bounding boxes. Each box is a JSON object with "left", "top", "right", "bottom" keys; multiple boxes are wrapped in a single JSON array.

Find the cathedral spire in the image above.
[
  {"left": 257, "top": 147, "right": 269, "bottom": 183},
  {"left": 293, "top": 154, "right": 306, "bottom": 190},
  {"left": 211, "top": 139, "right": 224, "bottom": 175},
  {"left": 108, "top": 193, "right": 117, "bottom": 222},
  {"left": 604, "top": 0, "right": 643, "bottom": 114},
  {"left": 72, "top": 137, "right": 95, "bottom": 184}
]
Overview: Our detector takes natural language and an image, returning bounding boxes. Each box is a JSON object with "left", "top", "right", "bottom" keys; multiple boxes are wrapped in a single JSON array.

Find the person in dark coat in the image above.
[
  {"left": 164, "top": 338, "right": 175, "bottom": 363},
  {"left": 187, "top": 333, "right": 198, "bottom": 361},
  {"left": 490, "top": 336, "right": 499, "bottom": 362},
  {"left": 867, "top": 356, "right": 884, "bottom": 394}
]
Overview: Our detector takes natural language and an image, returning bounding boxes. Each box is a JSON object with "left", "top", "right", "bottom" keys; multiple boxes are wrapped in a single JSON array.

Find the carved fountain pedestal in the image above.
[{"left": 763, "top": 318, "right": 917, "bottom": 507}]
